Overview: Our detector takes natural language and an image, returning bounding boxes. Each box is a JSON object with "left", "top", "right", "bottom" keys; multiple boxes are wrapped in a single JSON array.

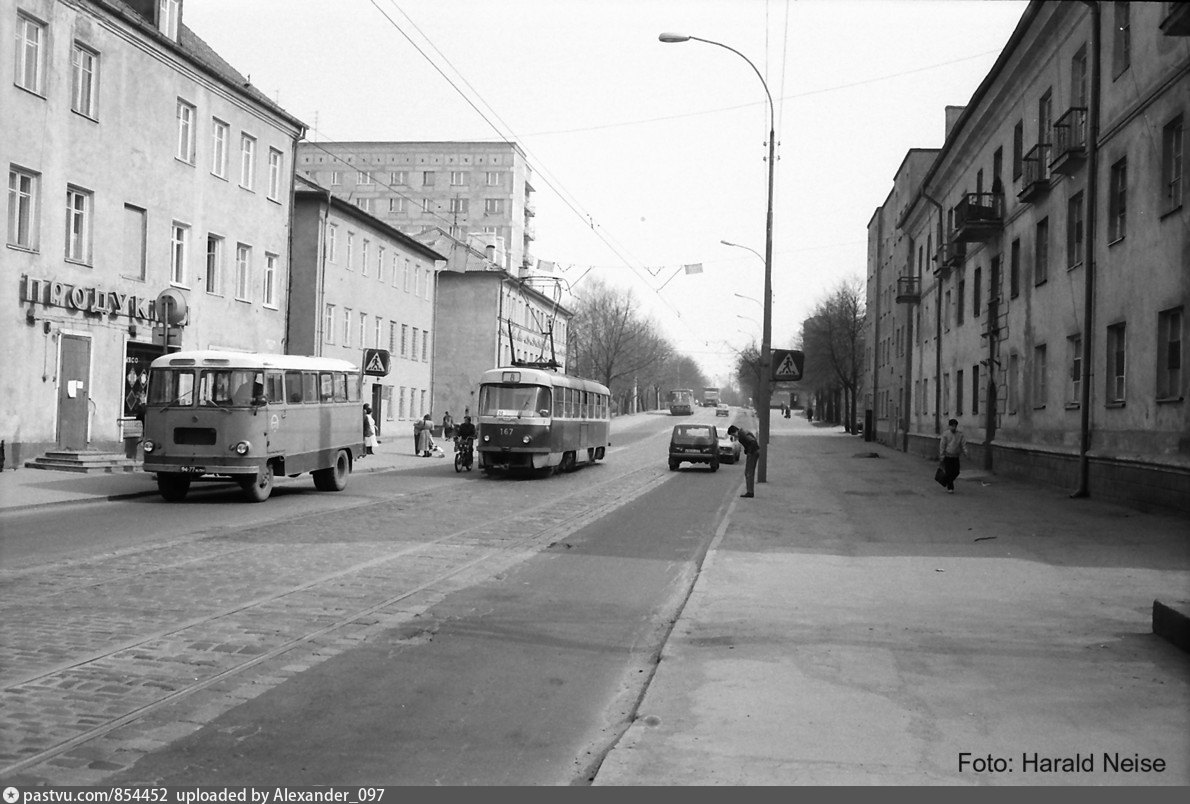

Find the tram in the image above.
[
  {"left": 667, "top": 388, "right": 695, "bottom": 415},
  {"left": 141, "top": 350, "right": 363, "bottom": 502},
  {"left": 476, "top": 367, "right": 611, "bottom": 475}
]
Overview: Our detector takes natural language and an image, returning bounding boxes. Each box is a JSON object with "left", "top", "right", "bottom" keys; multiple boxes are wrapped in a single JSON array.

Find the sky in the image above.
[{"left": 184, "top": 0, "right": 1030, "bottom": 385}]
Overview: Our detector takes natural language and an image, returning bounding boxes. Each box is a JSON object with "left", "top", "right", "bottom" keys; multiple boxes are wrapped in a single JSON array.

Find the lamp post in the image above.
[{"left": 663, "top": 32, "right": 775, "bottom": 482}]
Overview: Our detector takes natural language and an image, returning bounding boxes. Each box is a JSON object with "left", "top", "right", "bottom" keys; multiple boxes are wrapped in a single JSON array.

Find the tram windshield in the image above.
[
  {"left": 479, "top": 384, "right": 552, "bottom": 418},
  {"left": 148, "top": 369, "right": 264, "bottom": 407}
]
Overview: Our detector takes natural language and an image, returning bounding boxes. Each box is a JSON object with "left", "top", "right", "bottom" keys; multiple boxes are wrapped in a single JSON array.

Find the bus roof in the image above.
[
  {"left": 149, "top": 350, "right": 360, "bottom": 373},
  {"left": 480, "top": 366, "right": 609, "bottom": 395}
]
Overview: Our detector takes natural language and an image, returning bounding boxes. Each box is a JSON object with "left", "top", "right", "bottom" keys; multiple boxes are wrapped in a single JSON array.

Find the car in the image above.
[
  {"left": 668, "top": 424, "right": 720, "bottom": 471},
  {"left": 715, "top": 403, "right": 730, "bottom": 417},
  {"left": 717, "top": 433, "right": 742, "bottom": 464}
]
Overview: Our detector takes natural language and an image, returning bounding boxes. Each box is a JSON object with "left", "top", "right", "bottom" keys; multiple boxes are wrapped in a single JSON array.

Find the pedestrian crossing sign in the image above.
[
  {"left": 771, "top": 349, "right": 804, "bottom": 381},
  {"left": 363, "top": 348, "right": 391, "bottom": 376}
]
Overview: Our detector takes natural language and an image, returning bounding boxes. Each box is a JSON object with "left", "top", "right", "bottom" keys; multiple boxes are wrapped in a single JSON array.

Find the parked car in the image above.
[
  {"left": 715, "top": 404, "right": 730, "bottom": 417},
  {"left": 668, "top": 424, "right": 720, "bottom": 471},
  {"left": 717, "top": 433, "right": 742, "bottom": 464}
]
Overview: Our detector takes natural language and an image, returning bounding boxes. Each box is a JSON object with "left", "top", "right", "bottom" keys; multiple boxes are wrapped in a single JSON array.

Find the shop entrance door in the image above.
[{"left": 58, "top": 335, "right": 91, "bottom": 450}]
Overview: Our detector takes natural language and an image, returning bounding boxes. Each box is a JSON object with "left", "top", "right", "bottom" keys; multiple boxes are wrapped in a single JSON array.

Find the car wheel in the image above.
[
  {"left": 669, "top": 459, "right": 679, "bottom": 471},
  {"left": 710, "top": 458, "right": 720, "bottom": 472},
  {"left": 313, "top": 450, "right": 350, "bottom": 491}
]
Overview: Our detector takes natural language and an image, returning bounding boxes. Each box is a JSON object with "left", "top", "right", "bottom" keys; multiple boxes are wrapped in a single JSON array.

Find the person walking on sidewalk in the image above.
[
  {"left": 362, "top": 404, "right": 377, "bottom": 456},
  {"left": 938, "top": 418, "right": 968, "bottom": 493},
  {"left": 727, "top": 424, "right": 761, "bottom": 498}
]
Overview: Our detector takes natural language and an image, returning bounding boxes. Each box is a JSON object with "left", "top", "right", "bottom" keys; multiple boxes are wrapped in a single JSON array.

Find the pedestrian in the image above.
[
  {"left": 416, "top": 413, "right": 435, "bottom": 457},
  {"left": 938, "top": 417, "right": 969, "bottom": 493},
  {"left": 727, "top": 424, "right": 761, "bottom": 498},
  {"left": 362, "top": 404, "right": 377, "bottom": 456},
  {"left": 442, "top": 411, "right": 455, "bottom": 440},
  {"left": 806, "top": 406, "right": 813, "bottom": 423}
]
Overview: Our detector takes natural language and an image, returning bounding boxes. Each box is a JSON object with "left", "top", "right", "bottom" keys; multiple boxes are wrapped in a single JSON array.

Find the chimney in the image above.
[{"left": 944, "top": 106, "right": 966, "bottom": 141}]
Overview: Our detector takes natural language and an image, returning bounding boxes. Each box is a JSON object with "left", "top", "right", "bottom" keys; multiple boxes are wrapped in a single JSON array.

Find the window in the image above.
[
  {"left": 404, "top": 259, "right": 413, "bottom": 292},
  {"left": 1106, "top": 323, "right": 1126, "bottom": 404},
  {"left": 391, "top": 171, "right": 407, "bottom": 185},
  {"left": 359, "top": 312, "right": 367, "bottom": 348},
  {"left": 263, "top": 253, "right": 278, "bottom": 307},
  {"left": 973, "top": 266, "right": 982, "bottom": 317},
  {"left": 1067, "top": 193, "right": 1084, "bottom": 268},
  {"left": 389, "top": 197, "right": 407, "bottom": 214},
  {"left": 944, "top": 289, "right": 952, "bottom": 331},
  {"left": 1107, "top": 159, "right": 1126, "bottom": 242},
  {"left": 346, "top": 232, "right": 354, "bottom": 270},
  {"left": 71, "top": 43, "right": 98, "bottom": 118},
  {"left": 389, "top": 321, "right": 397, "bottom": 354},
  {"left": 14, "top": 13, "right": 45, "bottom": 94},
  {"left": 484, "top": 198, "right": 505, "bottom": 215},
  {"left": 971, "top": 364, "right": 980, "bottom": 417},
  {"left": 956, "top": 369, "right": 964, "bottom": 416},
  {"left": 421, "top": 198, "right": 432, "bottom": 213},
  {"left": 7, "top": 167, "right": 38, "bottom": 249},
  {"left": 240, "top": 134, "right": 256, "bottom": 190},
  {"left": 176, "top": 100, "right": 196, "bottom": 163},
  {"left": 211, "top": 119, "right": 229, "bottom": 178},
  {"left": 486, "top": 171, "right": 501, "bottom": 186},
  {"left": 123, "top": 205, "right": 146, "bottom": 280},
  {"left": 1162, "top": 116, "right": 1183, "bottom": 213},
  {"left": 357, "top": 170, "right": 371, "bottom": 185},
  {"left": 1033, "top": 345, "right": 1048, "bottom": 409},
  {"left": 422, "top": 330, "right": 429, "bottom": 361},
  {"left": 1072, "top": 45, "right": 1088, "bottom": 107},
  {"left": 205, "top": 234, "right": 223, "bottom": 294},
  {"left": 450, "top": 171, "right": 466, "bottom": 186},
  {"left": 1012, "top": 120, "right": 1024, "bottom": 180},
  {"left": 168, "top": 221, "right": 188, "bottom": 284},
  {"left": 1035, "top": 217, "right": 1049, "bottom": 284},
  {"left": 411, "top": 328, "right": 419, "bottom": 359},
  {"left": 374, "top": 317, "right": 383, "bottom": 349},
  {"left": 361, "top": 239, "right": 370, "bottom": 276},
  {"left": 942, "top": 372, "right": 950, "bottom": 414},
  {"left": 66, "top": 187, "right": 93, "bottom": 264},
  {"left": 268, "top": 148, "right": 283, "bottom": 201},
  {"left": 1157, "top": 307, "right": 1184, "bottom": 400},
  {"left": 343, "top": 308, "right": 352, "bottom": 347},
  {"left": 235, "top": 243, "right": 251, "bottom": 300},
  {"left": 401, "top": 324, "right": 408, "bottom": 357},
  {"left": 956, "top": 277, "right": 965, "bottom": 326},
  {"left": 330, "top": 171, "right": 340, "bottom": 186},
  {"left": 1112, "top": 1, "right": 1130, "bottom": 79},
  {"left": 1007, "top": 353, "right": 1019, "bottom": 414},
  {"left": 449, "top": 197, "right": 469, "bottom": 215},
  {"left": 1010, "top": 238, "right": 1020, "bottom": 298},
  {"left": 1067, "top": 334, "right": 1082, "bottom": 405},
  {"left": 1038, "top": 89, "right": 1053, "bottom": 147},
  {"left": 324, "top": 304, "right": 335, "bottom": 344},
  {"left": 422, "top": 171, "right": 435, "bottom": 186},
  {"left": 158, "top": 0, "right": 180, "bottom": 40}
]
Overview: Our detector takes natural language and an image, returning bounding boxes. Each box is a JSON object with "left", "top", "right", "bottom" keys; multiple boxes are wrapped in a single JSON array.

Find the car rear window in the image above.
[{"left": 676, "top": 426, "right": 713, "bottom": 438}]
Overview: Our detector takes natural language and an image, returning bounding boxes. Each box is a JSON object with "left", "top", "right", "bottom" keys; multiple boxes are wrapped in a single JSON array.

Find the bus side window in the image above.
[
  {"left": 319, "top": 372, "right": 334, "bottom": 402},
  {"left": 333, "top": 373, "right": 348, "bottom": 402},
  {"left": 285, "top": 371, "right": 304, "bottom": 404},
  {"left": 348, "top": 376, "right": 361, "bottom": 403},
  {"left": 303, "top": 372, "right": 318, "bottom": 403}
]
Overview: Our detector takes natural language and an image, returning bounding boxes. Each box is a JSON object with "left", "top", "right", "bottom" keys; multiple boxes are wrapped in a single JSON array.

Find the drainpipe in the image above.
[
  {"left": 923, "top": 193, "right": 945, "bottom": 437},
  {"left": 902, "top": 273, "right": 913, "bottom": 453},
  {"left": 1074, "top": 0, "right": 1101, "bottom": 498},
  {"left": 872, "top": 214, "right": 882, "bottom": 444}
]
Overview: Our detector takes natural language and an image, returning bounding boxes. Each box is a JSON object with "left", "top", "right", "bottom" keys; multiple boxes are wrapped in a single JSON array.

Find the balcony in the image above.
[
  {"left": 953, "top": 192, "right": 1003, "bottom": 242},
  {"left": 895, "top": 274, "right": 921, "bottom": 304},
  {"left": 1161, "top": 2, "right": 1190, "bottom": 35},
  {"left": 934, "top": 240, "right": 966, "bottom": 276},
  {"left": 1050, "top": 107, "right": 1088, "bottom": 176},
  {"left": 1018, "top": 143, "right": 1051, "bottom": 202}
]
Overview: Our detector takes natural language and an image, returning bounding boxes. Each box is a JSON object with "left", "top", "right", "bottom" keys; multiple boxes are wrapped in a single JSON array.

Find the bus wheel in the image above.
[
  {"left": 313, "top": 450, "right": 349, "bottom": 491},
  {"left": 157, "top": 473, "right": 190, "bottom": 501},
  {"left": 559, "top": 452, "right": 576, "bottom": 473},
  {"left": 240, "top": 463, "right": 274, "bottom": 502}
]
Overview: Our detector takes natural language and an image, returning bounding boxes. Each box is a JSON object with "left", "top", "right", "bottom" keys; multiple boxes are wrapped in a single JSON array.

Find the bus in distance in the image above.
[{"left": 667, "top": 389, "right": 695, "bottom": 415}]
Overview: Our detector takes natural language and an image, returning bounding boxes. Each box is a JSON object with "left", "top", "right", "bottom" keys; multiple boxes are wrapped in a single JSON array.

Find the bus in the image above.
[
  {"left": 667, "top": 388, "right": 695, "bottom": 415},
  {"left": 141, "top": 351, "right": 364, "bottom": 502},
  {"left": 477, "top": 367, "right": 611, "bottom": 475}
]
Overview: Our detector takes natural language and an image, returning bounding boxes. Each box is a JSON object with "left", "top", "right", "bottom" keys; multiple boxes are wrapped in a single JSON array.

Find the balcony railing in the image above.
[
  {"left": 1160, "top": 2, "right": 1190, "bottom": 35},
  {"left": 934, "top": 240, "right": 966, "bottom": 275},
  {"left": 1018, "top": 143, "right": 1051, "bottom": 202},
  {"left": 953, "top": 192, "right": 1003, "bottom": 242},
  {"left": 895, "top": 274, "right": 921, "bottom": 304},
  {"left": 1050, "top": 107, "right": 1088, "bottom": 176}
]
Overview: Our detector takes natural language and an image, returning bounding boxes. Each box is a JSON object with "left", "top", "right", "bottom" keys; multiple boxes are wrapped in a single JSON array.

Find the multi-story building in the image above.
[
  {"left": 289, "top": 176, "right": 446, "bottom": 436},
  {"left": 867, "top": 1, "right": 1189, "bottom": 512},
  {"left": 3, "top": 0, "right": 305, "bottom": 466},
  {"left": 295, "top": 141, "right": 536, "bottom": 275},
  {"left": 433, "top": 271, "right": 570, "bottom": 423}
]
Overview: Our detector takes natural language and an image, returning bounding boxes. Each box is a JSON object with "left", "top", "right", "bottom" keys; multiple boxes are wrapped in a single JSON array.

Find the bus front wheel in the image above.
[
  {"left": 157, "top": 473, "right": 191, "bottom": 501},
  {"left": 313, "top": 450, "right": 350, "bottom": 491},
  {"left": 239, "top": 464, "right": 274, "bottom": 502}
]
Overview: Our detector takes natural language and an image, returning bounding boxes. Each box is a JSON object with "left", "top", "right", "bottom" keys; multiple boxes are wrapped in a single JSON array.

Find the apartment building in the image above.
[
  {"left": 295, "top": 141, "right": 536, "bottom": 275},
  {"left": 289, "top": 176, "right": 445, "bottom": 433},
  {"left": 3, "top": 0, "right": 305, "bottom": 466},
  {"left": 868, "top": 1, "right": 1189, "bottom": 512}
]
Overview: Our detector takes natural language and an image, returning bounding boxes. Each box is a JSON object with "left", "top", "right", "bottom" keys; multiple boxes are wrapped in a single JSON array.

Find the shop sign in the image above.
[{"left": 21, "top": 275, "right": 161, "bottom": 321}]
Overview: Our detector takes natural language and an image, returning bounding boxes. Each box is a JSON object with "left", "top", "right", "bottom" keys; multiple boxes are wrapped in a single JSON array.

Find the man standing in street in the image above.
[
  {"left": 938, "top": 418, "right": 969, "bottom": 493},
  {"left": 727, "top": 424, "right": 761, "bottom": 498}
]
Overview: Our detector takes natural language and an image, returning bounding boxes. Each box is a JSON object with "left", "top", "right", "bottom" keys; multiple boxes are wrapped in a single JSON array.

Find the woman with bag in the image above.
[{"left": 416, "top": 414, "right": 435, "bottom": 457}]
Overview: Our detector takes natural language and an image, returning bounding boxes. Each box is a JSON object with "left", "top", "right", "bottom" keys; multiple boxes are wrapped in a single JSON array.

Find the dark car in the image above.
[{"left": 669, "top": 424, "right": 720, "bottom": 471}]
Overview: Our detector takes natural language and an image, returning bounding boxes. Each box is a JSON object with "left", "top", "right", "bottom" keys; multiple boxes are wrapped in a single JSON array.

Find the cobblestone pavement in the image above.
[{"left": 0, "top": 446, "right": 677, "bottom": 786}]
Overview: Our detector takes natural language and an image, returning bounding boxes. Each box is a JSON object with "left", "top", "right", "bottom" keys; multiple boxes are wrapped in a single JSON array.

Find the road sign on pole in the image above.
[
  {"left": 363, "top": 349, "right": 391, "bottom": 376},
  {"left": 771, "top": 349, "right": 804, "bottom": 382}
]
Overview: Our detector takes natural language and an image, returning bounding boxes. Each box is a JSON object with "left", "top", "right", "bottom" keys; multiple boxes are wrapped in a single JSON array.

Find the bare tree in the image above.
[{"left": 801, "top": 278, "right": 866, "bottom": 432}]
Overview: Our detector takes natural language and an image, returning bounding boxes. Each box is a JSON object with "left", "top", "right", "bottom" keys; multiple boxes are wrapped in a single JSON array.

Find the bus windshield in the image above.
[
  {"left": 479, "top": 384, "right": 551, "bottom": 417},
  {"left": 148, "top": 369, "right": 263, "bottom": 407}
]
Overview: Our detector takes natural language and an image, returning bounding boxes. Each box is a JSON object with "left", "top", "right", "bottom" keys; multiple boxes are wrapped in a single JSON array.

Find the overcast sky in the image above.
[{"left": 184, "top": 0, "right": 1030, "bottom": 384}]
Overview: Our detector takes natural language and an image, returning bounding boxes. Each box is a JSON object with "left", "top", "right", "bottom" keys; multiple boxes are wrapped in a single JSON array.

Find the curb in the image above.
[{"left": 1153, "top": 600, "right": 1190, "bottom": 654}]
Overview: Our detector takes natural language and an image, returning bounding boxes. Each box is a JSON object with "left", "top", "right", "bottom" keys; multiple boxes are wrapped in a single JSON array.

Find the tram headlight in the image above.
[
  {"left": 483, "top": 434, "right": 490, "bottom": 443},
  {"left": 233, "top": 440, "right": 252, "bottom": 455},
  {"left": 522, "top": 435, "right": 532, "bottom": 444},
  {"left": 142, "top": 440, "right": 156, "bottom": 454}
]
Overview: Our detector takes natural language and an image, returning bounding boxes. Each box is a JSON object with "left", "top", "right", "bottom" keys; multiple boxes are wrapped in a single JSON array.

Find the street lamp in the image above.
[
  {"left": 734, "top": 292, "right": 761, "bottom": 306},
  {"left": 663, "top": 32, "right": 776, "bottom": 482},
  {"left": 721, "top": 238, "right": 763, "bottom": 264}
]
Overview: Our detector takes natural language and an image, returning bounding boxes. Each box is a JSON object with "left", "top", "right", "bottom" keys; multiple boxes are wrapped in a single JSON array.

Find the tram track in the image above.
[{"left": 1, "top": 459, "right": 676, "bottom": 782}]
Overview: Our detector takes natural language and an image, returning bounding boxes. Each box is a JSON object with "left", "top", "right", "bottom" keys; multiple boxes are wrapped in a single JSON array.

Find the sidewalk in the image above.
[{"left": 594, "top": 413, "right": 1190, "bottom": 785}]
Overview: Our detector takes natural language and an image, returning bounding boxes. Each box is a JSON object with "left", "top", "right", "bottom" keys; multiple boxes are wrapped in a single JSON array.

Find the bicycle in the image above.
[{"left": 454, "top": 436, "right": 474, "bottom": 472}]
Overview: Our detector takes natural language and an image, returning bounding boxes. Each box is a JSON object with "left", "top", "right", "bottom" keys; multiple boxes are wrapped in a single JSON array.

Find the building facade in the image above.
[
  {"left": 294, "top": 141, "right": 536, "bottom": 275},
  {"left": 433, "top": 271, "right": 570, "bottom": 423},
  {"left": 868, "top": 1, "right": 1189, "bottom": 512},
  {"left": 289, "top": 176, "right": 445, "bottom": 436},
  {"left": 3, "top": 0, "right": 305, "bottom": 465}
]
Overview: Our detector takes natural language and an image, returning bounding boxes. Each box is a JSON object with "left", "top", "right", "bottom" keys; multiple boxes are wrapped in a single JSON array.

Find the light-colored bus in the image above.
[
  {"left": 141, "top": 351, "right": 363, "bottom": 502},
  {"left": 667, "top": 388, "right": 695, "bottom": 415},
  {"left": 477, "top": 367, "right": 611, "bottom": 475}
]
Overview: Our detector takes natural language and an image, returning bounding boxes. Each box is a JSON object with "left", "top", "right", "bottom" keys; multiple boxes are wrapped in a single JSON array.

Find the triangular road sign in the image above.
[
  {"left": 363, "top": 349, "right": 391, "bottom": 376},
  {"left": 771, "top": 349, "right": 804, "bottom": 381}
]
